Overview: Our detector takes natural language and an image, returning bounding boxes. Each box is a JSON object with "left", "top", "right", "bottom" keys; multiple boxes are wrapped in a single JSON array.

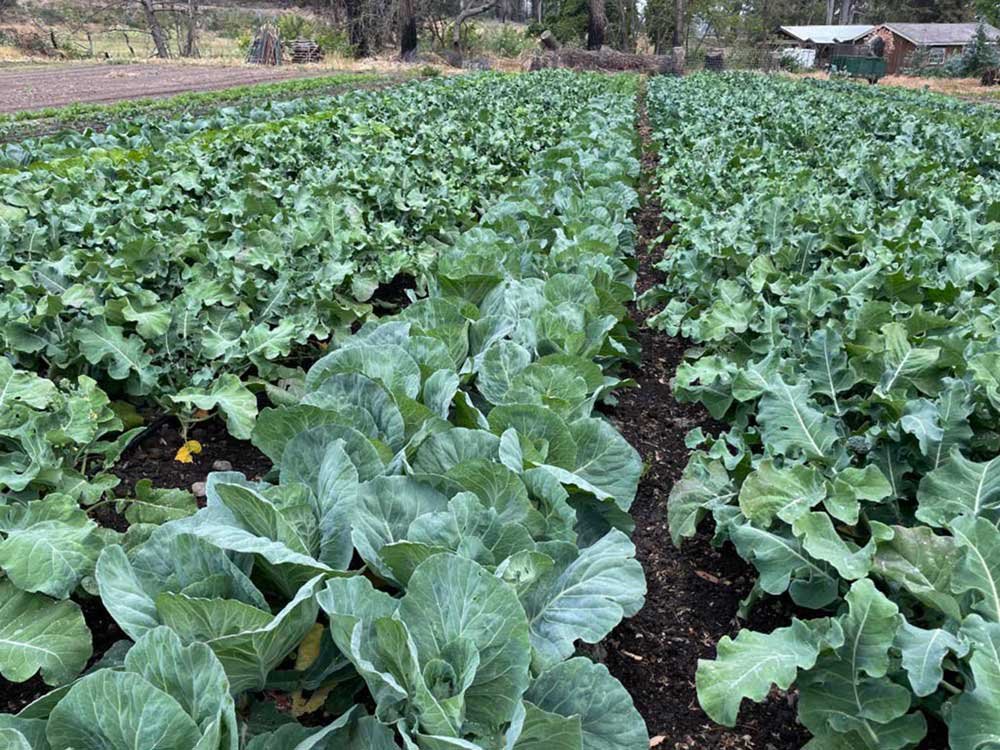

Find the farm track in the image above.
[
  {"left": 0, "top": 63, "right": 359, "bottom": 113},
  {"left": 599, "top": 81, "right": 810, "bottom": 750}
]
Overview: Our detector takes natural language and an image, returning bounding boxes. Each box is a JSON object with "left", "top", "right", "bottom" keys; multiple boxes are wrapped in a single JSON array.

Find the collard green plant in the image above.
[
  {"left": 0, "top": 72, "right": 623, "bottom": 435},
  {"left": 0, "top": 358, "right": 140, "bottom": 501},
  {"left": 0, "top": 75, "right": 649, "bottom": 749},
  {"left": 645, "top": 72, "right": 1000, "bottom": 749}
]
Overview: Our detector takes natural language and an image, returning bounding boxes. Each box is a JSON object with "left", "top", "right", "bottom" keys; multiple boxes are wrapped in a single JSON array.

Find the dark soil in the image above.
[
  {"left": 598, "top": 83, "right": 811, "bottom": 749},
  {"left": 112, "top": 417, "right": 272, "bottom": 498}
]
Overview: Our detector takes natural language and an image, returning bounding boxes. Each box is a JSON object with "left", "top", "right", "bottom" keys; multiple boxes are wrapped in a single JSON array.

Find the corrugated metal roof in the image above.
[
  {"left": 779, "top": 25, "right": 874, "bottom": 44},
  {"left": 881, "top": 23, "right": 1000, "bottom": 46}
]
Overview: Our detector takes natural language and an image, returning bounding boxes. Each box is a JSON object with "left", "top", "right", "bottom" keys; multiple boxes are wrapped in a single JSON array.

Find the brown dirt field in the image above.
[{"left": 0, "top": 62, "right": 370, "bottom": 113}]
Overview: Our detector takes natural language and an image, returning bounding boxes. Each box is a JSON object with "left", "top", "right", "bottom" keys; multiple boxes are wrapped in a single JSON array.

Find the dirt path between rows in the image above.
[
  {"left": 598, "top": 82, "right": 810, "bottom": 750},
  {"left": 0, "top": 63, "right": 355, "bottom": 113}
]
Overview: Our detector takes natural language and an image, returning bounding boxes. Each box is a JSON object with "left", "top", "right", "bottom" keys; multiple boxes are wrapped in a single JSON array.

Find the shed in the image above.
[
  {"left": 778, "top": 25, "right": 874, "bottom": 66},
  {"left": 875, "top": 23, "right": 1000, "bottom": 74}
]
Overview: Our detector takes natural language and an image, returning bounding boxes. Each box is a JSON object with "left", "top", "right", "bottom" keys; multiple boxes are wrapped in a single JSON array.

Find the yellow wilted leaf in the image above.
[
  {"left": 174, "top": 440, "right": 203, "bottom": 464},
  {"left": 291, "top": 685, "right": 332, "bottom": 717},
  {"left": 296, "top": 623, "right": 324, "bottom": 671}
]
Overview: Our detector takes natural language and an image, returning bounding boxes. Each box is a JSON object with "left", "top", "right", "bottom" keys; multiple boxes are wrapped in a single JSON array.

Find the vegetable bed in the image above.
[
  {"left": 0, "top": 73, "right": 653, "bottom": 749},
  {"left": 5, "top": 65, "right": 998, "bottom": 750},
  {"left": 645, "top": 72, "right": 1000, "bottom": 749}
]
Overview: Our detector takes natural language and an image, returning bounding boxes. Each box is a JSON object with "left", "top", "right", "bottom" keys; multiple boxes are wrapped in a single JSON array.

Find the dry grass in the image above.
[
  {"left": 789, "top": 70, "right": 1000, "bottom": 103},
  {"left": 878, "top": 74, "right": 1000, "bottom": 101}
]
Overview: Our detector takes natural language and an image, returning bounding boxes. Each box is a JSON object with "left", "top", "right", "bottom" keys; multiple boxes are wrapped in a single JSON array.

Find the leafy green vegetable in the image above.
[
  {"left": 1, "top": 75, "right": 649, "bottom": 749},
  {"left": 649, "top": 72, "right": 1000, "bottom": 749}
]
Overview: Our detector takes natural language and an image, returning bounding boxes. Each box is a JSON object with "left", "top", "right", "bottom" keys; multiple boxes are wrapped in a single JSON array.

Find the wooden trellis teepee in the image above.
[{"left": 246, "top": 23, "right": 282, "bottom": 65}]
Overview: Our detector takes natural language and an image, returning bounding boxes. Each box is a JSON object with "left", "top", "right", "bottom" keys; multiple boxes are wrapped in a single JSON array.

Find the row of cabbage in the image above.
[
  {"left": 644, "top": 72, "right": 1000, "bottom": 750},
  {"left": 0, "top": 72, "right": 624, "bottom": 505},
  {"left": 0, "top": 72, "right": 609, "bottom": 418},
  {"left": 0, "top": 81, "right": 650, "bottom": 749},
  {"left": 0, "top": 73, "right": 390, "bottom": 165}
]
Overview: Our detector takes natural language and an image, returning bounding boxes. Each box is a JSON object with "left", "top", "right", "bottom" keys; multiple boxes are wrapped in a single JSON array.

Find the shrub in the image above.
[{"left": 481, "top": 24, "right": 533, "bottom": 57}]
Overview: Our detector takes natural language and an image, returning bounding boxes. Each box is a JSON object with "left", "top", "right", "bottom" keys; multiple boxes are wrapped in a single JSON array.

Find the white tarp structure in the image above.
[{"left": 780, "top": 47, "right": 818, "bottom": 68}]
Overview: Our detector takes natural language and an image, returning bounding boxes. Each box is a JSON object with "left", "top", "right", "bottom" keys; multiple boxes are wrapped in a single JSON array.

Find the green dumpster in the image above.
[{"left": 830, "top": 55, "right": 887, "bottom": 84}]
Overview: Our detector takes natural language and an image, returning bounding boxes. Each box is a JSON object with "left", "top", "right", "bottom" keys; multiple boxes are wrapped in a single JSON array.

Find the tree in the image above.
[
  {"left": 182, "top": 0, "right": 198, "bottom": 57},
  {"left": 400, "top": 0, "right": 417, "bottom": 55},
  {"left": 450, "top": 0, "right": 496, "bottom": 49},
  {"left": 978, "top": 0, "right": 1000, "bottom": 25},
  {"left": 587, "top": 0, "right": 607, "bottom": 48},
  {"left": 138, "top": 0, "right": 170, "bottom": 58},
  {"left": 343, "top": 0, "right": 369, "bottom": 55}
]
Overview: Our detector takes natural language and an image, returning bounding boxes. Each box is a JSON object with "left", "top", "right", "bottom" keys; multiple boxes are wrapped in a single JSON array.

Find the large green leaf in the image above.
[
  {"left": 791, "top": 512, "right": 886, "bottom": 581},
  {"left": 169, "top": 374, "right": 258, "bottom": 440},
  {"left": 46, "top": 670, "right": 202, "bottom": 750},
  {"left": 0, "top": 359, "right": 56, "bottom": 411},
  {"left": 948, "top": 514, "right": 1000, "bottom": 621},
  {"left": 916, "top": 450, "right": 1000, "bottom": 527},
  {"left": 0, "top": 495, "right": 103, "bottom": 599},
  {"left": 666, "top": 453, "right": 735, "bottom": 545},
  {"left": 350, "top": 475, "right": 449, "bottom": 582},
  {"left": 477, "top": 341, "right": 533, "bottom": 405},
  {"left": 802, "top": 326, "right": 856, "bottom": 416},
  {"left": 523, "top": 658, "right": 647, "bottom": 750},
  {"left": 400, "top": 553, "right": 532, "bottom": 733},
  {"left": 894, "top": 620, "right": 967, "bottom": 698},
  {"left": 756, "top": 376, "right": 840, "bottom": 461},
  {"left": 74, "top": 318, "right": 156, "bottom": 390},
  {"left": 871, "top": 525, "right": 962, "bottom": 621},
  {"left": 157, "top": 575, "right": 324, "bottom": 693},
  {"left": 521, "top": 531, "right": 645, "bottom": 667},
  {"left": 696, "top": 618, "right": 831, "bottom": 726},
  {"left": 730, "top": 521, "right": 839, "bottom": 608},
  {"left": 873, "top": 323, "right": 940, "bottom": 397},
  {"left": 245, "top": 707, "right": 396, "bottom": 750},
  {"left": 512, "top": 703, "right": 582, "bottom": 750},
  {"left": 95, "top": 534, "right": 268, "bottom": 640},
  {"left": 948, "top": 615, "right": 1000, "bottom": 750},
  {"left": 738, "top": 460, "right": 825, "bottom": 527},
  {"left": 0, "top": 581, "right": 91, "bottom": 686},
  {"left": 797, "top": 580, "right": 923, "bottom": 749}
]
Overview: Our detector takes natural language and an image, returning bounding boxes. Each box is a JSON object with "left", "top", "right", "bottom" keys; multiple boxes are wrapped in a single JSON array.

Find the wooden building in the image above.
[{"left": 875, "top": 23, "right": 1000, "bottom": 74}]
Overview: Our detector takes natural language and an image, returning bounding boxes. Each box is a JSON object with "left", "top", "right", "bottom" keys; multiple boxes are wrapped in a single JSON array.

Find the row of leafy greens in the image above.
[
  {"left": 0, "top": 72, "right": 619, "bottom": 436},
  {"left": 643, "top": 72, "right": 1000, "bottom": 749},
  {"left": 0, "top": 76, "right": 650, "bottom": 749}
]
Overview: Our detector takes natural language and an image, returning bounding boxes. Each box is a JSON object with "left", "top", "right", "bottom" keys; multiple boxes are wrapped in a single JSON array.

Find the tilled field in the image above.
[{"left": 0, "top": 62, "right": 351, "bottom": 112}]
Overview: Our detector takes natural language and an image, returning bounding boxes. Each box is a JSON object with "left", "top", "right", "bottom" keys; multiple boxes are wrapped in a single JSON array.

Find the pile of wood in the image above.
[
  {"left": 528, "top": 31, "right": 679, "bottom": 74},
  {"left": 246, "top": 25, "right": 282, "bottom": 65},
  {"left": 289, "top": 38, "right": 324, "bottom": 64},
  {"left": 528, "top": 45, "right": 680, "bottom": 75}
]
